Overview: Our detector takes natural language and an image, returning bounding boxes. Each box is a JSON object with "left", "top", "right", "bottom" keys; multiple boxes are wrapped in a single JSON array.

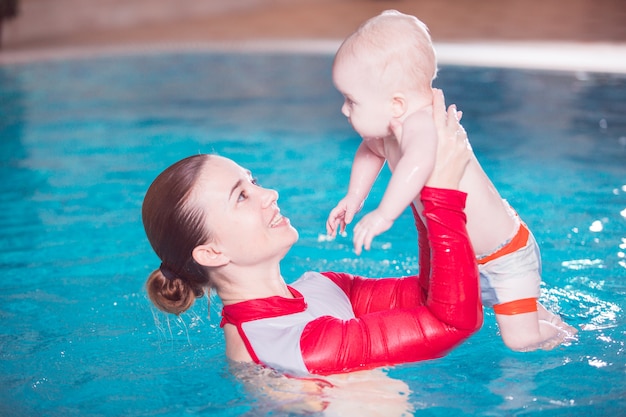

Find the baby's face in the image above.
[{"left": 332, "top": 55, "right": 396, "bottom": 141}]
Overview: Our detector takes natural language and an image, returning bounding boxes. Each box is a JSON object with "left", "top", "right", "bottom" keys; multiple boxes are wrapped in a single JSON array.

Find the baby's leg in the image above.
[{"left": 496, "top": 308, "right": 577, "bottom": 351}]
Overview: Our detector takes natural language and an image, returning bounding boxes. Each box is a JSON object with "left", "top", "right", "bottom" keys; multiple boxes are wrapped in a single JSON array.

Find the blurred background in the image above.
[{"left": 2, "top": 0, "right": 625, "bottom": 52}]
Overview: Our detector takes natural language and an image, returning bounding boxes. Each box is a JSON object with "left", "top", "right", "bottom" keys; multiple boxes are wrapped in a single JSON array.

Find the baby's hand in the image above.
[
  {"left": 326, "top": 195, "right": 363, "bottom": 237},
  {"left": 352, "top": 209, "right": 394, "bottom": 255}
]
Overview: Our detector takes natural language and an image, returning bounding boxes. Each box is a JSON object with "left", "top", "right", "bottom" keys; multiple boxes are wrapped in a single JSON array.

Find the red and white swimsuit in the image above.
[{"left": 221, "top": 187, "right": 482, "bottom": 376}]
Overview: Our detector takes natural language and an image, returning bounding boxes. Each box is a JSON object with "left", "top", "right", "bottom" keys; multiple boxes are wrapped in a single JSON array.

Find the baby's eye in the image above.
[{"left": 251, "top": 177, "right": 259, "bottom": 186}]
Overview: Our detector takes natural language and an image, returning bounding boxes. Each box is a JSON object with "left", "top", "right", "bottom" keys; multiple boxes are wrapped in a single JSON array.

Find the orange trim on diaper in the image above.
[
  {"left": 477, "top": 222, "right": 530, "bottom": 265},
  {"left": 493, "top": 298, "right": 538, "bottom": 315}
]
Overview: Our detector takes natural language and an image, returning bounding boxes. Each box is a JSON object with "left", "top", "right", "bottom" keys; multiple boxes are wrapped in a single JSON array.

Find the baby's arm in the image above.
[
  {"left": 326, "top": 142, "right": 385, "bottom": 237},
  {"left": 352, "top": 110, "right": 437, "bottom": 254}
]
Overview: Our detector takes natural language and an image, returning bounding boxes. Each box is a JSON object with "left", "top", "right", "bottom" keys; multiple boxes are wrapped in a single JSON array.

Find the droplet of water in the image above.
[{"left": 589, "top": 220, "right": 603, "bottom": 232}]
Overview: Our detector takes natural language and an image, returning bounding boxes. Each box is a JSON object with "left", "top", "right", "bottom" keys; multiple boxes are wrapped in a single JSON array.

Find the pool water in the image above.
[{"left": 0, "top": 52, "right": 624, "bottom": 416}]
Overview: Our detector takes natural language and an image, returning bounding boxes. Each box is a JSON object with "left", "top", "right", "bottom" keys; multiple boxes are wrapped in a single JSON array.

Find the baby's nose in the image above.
[{"left": 341, "top": 103, "right": 350, "bottom": 117}]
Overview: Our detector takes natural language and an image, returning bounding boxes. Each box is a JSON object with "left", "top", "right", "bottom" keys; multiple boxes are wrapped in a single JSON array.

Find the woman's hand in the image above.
[{"left": 425, "top": 88, "right": 472, "bottom": 190}]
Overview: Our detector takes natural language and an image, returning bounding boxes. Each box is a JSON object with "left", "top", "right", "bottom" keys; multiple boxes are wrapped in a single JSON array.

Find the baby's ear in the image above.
[
  {"left": 391, "top": 93, "right": 408, "bottom": 118},
  {"left": 192, "top": 243, "right": 230, "bottom": 267}
]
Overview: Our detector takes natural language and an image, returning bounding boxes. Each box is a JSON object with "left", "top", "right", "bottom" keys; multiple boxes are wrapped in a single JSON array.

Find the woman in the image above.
[{"left": 142, "top": 90, "right": 482, "bottom": 376}]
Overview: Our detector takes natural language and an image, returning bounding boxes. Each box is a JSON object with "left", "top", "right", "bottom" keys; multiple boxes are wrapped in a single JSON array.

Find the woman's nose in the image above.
[{"left": 262, "top": 188, "right": 279, "bottom": 207}]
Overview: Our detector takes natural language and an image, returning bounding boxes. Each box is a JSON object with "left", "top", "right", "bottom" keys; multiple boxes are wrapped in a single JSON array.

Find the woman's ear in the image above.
[
  {"left": 391, "top": 93, "right": 408, "bottom": 118},
  {"left": 192, "top": 243, "right": 230, "bottom": 267}
]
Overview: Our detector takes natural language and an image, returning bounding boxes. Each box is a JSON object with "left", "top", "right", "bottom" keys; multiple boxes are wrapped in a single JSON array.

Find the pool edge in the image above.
[{"left": 1, "top": 40, "right": 625, "bottom": 74}]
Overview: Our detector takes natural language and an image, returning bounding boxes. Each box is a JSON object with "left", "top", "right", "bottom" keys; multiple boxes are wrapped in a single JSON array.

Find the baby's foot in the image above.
[
  {"left": 537, "top": 319, "right": 578, "bottom": 350},
  {"left": 548, "top": 314, "right": 578, "bottom": 339}
]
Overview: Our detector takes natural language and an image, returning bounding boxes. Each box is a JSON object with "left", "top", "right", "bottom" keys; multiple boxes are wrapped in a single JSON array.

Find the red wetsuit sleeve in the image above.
[
  {"left": 321, "top": 205, "right": 431, "bottom": 316},
  {"left": 301, "top": 187, "right": 482, "bottom": 375},
  {"left": 412, "top": 203, "right": 431, "bottom": 298}
]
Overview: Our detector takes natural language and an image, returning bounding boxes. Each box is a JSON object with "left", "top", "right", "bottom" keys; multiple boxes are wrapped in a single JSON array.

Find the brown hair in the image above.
[{"left": 142, "top": 154, "right": 213, "bottom": 315}]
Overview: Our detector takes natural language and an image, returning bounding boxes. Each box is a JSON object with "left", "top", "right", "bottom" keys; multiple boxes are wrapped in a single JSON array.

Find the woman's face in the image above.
[{"left": 190, "top": 156, "right": 299, "bottom": 267}]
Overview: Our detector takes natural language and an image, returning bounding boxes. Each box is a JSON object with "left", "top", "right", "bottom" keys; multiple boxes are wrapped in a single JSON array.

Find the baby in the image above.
[{"left": 326, "top": 10, "right": 577, "bottom": 351}]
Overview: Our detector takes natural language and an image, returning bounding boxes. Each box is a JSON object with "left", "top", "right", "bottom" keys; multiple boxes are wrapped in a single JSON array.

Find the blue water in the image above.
[{"left": 0, "top": 52, "right": 624, "bottom": 416}]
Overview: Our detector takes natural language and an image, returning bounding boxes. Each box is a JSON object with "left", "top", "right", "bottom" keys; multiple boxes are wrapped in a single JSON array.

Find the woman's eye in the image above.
[{"left": 236, "top": 177, "right": 259, "bottom": 202}]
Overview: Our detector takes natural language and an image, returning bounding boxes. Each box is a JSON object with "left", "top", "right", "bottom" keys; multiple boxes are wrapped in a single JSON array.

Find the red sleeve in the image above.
[
  {"left": 412, "top": 203, "right": 431, "bottom": 297},
  {"left": 301, "top": 187, "right": 482, "bottom": 375},
  {"left": 320, "top": 205, "right": 435, "bottom": 316},
  {"left": 322, "top": 271, "right": 424, "bottom": 316}
]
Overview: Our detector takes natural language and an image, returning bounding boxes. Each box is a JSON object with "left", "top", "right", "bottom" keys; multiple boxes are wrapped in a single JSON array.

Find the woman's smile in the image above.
[{"left": 269, "top": 211, "right": 288, "bottom": 228}]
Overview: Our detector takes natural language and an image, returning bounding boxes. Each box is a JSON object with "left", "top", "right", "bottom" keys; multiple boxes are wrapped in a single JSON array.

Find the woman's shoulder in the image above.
[
  {"left": 291, "top": 272, "right": 354, "bottom": 320},
  {"left": 291, "top": 271, "right": 348, "bottom": 296}
]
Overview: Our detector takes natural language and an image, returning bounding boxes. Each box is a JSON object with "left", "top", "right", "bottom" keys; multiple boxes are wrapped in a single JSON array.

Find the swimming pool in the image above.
[{"left": 0, "top": 52, "right": 624, "bottom": 416}]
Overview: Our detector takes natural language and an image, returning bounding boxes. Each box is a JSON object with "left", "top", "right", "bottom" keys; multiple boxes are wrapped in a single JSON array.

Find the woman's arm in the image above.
[
  {"left": 412, "top": 204, "right": 431, "bottom": 297},
  {"left": 301, "top": 187, "right": 481, "bottom": 375}
]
